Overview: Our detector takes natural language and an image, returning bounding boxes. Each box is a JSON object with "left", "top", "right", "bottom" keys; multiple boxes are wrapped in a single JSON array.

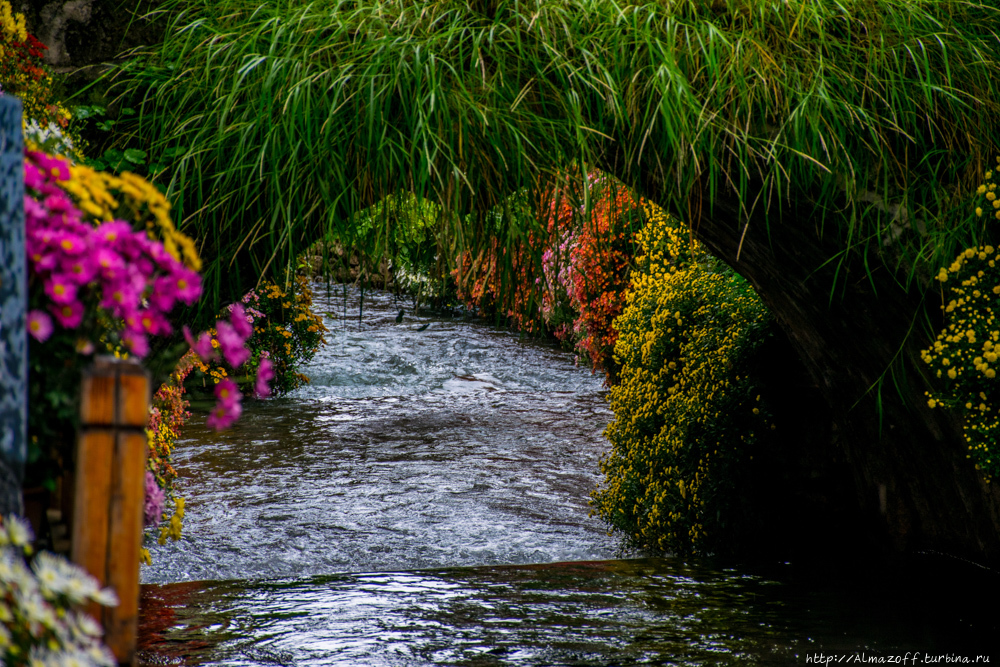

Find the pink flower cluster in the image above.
[
  {"left": 184, "top": 304, "right": 273, "bottom": 430},
  {"left": 23, "top": 149, "right": 201, "bottom": 357},
  {"left": 144, "top": 471, "right": 165, "bottom": 527}
]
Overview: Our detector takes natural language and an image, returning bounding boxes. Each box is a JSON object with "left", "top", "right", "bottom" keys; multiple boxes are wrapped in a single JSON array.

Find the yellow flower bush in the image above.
[
  {"left": 922, "top": 162, "right": 1000, "bottom": 484},
  {"left": 591, "top": 203, "right": 771, "bottom": 555},
  {"left": 58, "top": 163, "right": 201, "bottom": 271}
]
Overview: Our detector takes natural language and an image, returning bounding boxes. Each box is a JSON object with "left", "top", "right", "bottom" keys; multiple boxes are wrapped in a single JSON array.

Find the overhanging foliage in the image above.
[{"left": 116, "top": 0, "right": 1000, "bottom": 317}]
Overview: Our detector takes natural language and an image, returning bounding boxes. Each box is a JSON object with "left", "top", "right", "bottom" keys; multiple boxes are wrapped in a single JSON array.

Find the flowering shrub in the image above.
[
  {"left": 539, "top": 174, "right": 643, "bottom": 375},
  {"left": 0, "top": 1, "right": 75, "bottom": 149},
  {"left": 140, "top": 352, "right": 198, "bottom": 563},
  {"left": 190, "top": 276, "right": 326, "bottom": 398},
  {"left": 922, "top": 162, "right": 1000, "bottom": 484},
  {"left": 459, "top": 182, "right": 639, "bottom": 337},
  {"left": 455, "top": 172, "right": 642, "bottom": 376},
  {"left": 23, "top": 147, "right": 204, "bottom": 487},
  {"left": 24, "top": 147, "right": 266, "bottom": 573},
  {"left": 0, "top": 515, "right": 117, "bottom": 666},
  {"left": 590, "top": 204, "right": 771, "bottom": 555}
]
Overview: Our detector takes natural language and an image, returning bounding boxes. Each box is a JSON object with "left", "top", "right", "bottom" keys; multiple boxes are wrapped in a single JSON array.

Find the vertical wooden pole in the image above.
[{"left": 72, "top": 356, "right": 149, "bottom": 666}]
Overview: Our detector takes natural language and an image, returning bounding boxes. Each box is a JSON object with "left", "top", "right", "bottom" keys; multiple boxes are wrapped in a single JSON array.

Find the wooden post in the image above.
[{"left": 72, "top": 356, "right": 149, "bottom": 666}]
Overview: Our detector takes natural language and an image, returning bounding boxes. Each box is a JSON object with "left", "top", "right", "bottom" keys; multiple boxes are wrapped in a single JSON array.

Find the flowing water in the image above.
[{"left": 139, "top": 285, "right": 999, "bottom": 665}]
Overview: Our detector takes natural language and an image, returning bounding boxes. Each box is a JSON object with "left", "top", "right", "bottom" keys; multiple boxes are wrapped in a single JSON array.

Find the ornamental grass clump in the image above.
[
  {"left": 592, "top": 204, "right": 771, "bottom": 555},
  {"left": 922, "top": 162, "right": 1000, "bottom": 484}
]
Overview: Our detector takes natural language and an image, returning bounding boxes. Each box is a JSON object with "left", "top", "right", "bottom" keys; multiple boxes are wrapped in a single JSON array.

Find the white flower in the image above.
[
  {"left": 1, "top": 515, "right": 34, "bottom": 548},
  {"left": 90, "top": 587, "right": 118, "bottom": 608},
  {"left": 69, "top": 610, "right": 103, "bottom": 638}
]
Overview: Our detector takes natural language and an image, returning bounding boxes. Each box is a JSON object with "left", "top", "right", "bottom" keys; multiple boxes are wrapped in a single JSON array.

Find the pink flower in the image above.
[
  {"left": 144, "top": 471, "right": 165, "bottom": 527},
  {"left": 94, "top": 246, "right": 125, "bottom": 278},
  {"left": 50, "top": 302, "right": 84, "bottom": 329},
  {"left": 206, "top": 396, "right": 242, "bottom": 430},
  {"left": 215, "top": 378, "right": 240, "bottom": 407},
  {"left": 150, "top": 276, "right": 179, "bottom": 313},
  {"left": 100, "top": 279, "right": 141, "bottom": 315},
  {"left": 255, "top": 357, "right": 275, "bottom": 398},
  {"left": 172, "top": 268, "right": 202, "bottom": 305},
  {"left": 135, "top": 309, "right": 171, "bottom": 336},
  {"left": 183, "top": 326, "right": 217, "bottom": 362},
  {"left": 44, "top": 274, "right": 78, "bottom": 304},
  {"left": 27, "top": 310, "right": 53, "bottom": 342},
  {"left": 53, "top": 231, "right": 86, "bottom": 255},
  {"left": 216, "top": 320, "right": 250, "bottom": 368},
  {"left": 123, "top": 330, "right": 149, "bottom": 357},
  {"left": 94, "top": 221, "right": 132, "bottom": 246},
  {"left": 62, "top": 254, "right": 98, "bottom": 284},
  {"left": 33, "top": 152, "right": 70, "bottom": 181},
  {"left": 229, "top": 304, "right": 253, "bottom": 339}
]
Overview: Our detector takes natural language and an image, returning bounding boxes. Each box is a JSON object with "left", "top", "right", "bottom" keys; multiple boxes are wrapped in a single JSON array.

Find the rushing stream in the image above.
[{"left": 139, "top": 285, "right": 998, "bottom": 665}]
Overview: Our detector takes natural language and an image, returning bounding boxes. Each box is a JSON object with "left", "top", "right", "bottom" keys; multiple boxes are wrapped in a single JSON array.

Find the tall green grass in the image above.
[{"left": 115, "top": 0, "right": 1000, "bottom": 320}]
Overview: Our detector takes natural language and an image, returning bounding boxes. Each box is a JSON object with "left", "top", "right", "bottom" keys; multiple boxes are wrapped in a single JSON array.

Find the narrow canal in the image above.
[{"left": 138, "top": 284, "right": 997, "bottom": 665}]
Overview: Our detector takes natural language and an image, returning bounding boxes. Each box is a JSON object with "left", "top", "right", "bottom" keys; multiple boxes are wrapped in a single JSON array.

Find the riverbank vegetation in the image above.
[
  {"left": 591, "top": 205, "right": 772, "bottom": 555},
  {"left": 10, "top": 0, "right": 1000, "bottom": 568}
]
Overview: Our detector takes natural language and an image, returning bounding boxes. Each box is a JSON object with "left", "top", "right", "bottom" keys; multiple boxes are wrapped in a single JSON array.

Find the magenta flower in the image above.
[
  {"left": 50, "top": 302, "right": 84, "bottom": 329},
  {"left": 216, "top": 320, "right": 250, "bottom": 368},
  {"left": 144, "top": 471, "right": 165, "bottom": 527},
  {"left": 53, "top": 231, "right": 85, "bottom": 255},
  {"left": 215, "top": 378, "right": 240, "bottom": 407},
  {"left": 135, "top": 309, "right": 171, "bottom": 336},
  {"left": 206, "top": 396, "right": 242, "bottom": 430},
  {"left": 255, "top": 357, "right": 275, "bottom": 398},
  {"left": 27, "top": 310, "right": 53, "bottom": 342},
  {"left": 44, "top": 274, "right": 78, "bottom": 304},
  {"left": 62, "top": 254, "right": 98, "bottom": 284},
  {"left": 229, "top": 304, "right": 253, "bottom": 339},
  {"left": 172, "top": 268, "right": 202, "bottom": 305},
  {"left": 123, "top": 330, "right": 149, "bottom": 357},
  {"left": 93, "top": 221, "right": 131, "bottom": 246},
  {"left": 34, "top": 152, "right": 69, "bottom": 180},
  {"left": 94, "top": 246, "right": 125, "bottom": 276},
  {"left": 150, "top": 276, "right": 179, "bottom": 313},
  {"left": 183, "top": 326, "right": 217, "bottom": 362}
]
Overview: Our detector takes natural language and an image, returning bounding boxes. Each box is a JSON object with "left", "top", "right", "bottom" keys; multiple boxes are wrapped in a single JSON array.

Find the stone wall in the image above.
[{"left": 16, "top": 0, "right": 166, "bottom": 69}]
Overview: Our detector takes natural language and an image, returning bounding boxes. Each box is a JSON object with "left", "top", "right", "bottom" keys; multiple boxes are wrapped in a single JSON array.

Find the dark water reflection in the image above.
[
  {"left": 139, "top": 557, "right": 995, "bottom": 666},
  {"left": 139, "top": 285, "right": 998, "bottom": 664}
]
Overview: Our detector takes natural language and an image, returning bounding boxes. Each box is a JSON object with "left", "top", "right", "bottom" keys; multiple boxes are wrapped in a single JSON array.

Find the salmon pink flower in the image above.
[{"left": 27, "top": 310, "right": 53, "bottom": 342}]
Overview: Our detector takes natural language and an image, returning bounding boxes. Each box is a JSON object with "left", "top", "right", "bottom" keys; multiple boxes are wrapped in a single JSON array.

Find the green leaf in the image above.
[{"left": 124, "top": 148, "right": 148, "bottom": 164}]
